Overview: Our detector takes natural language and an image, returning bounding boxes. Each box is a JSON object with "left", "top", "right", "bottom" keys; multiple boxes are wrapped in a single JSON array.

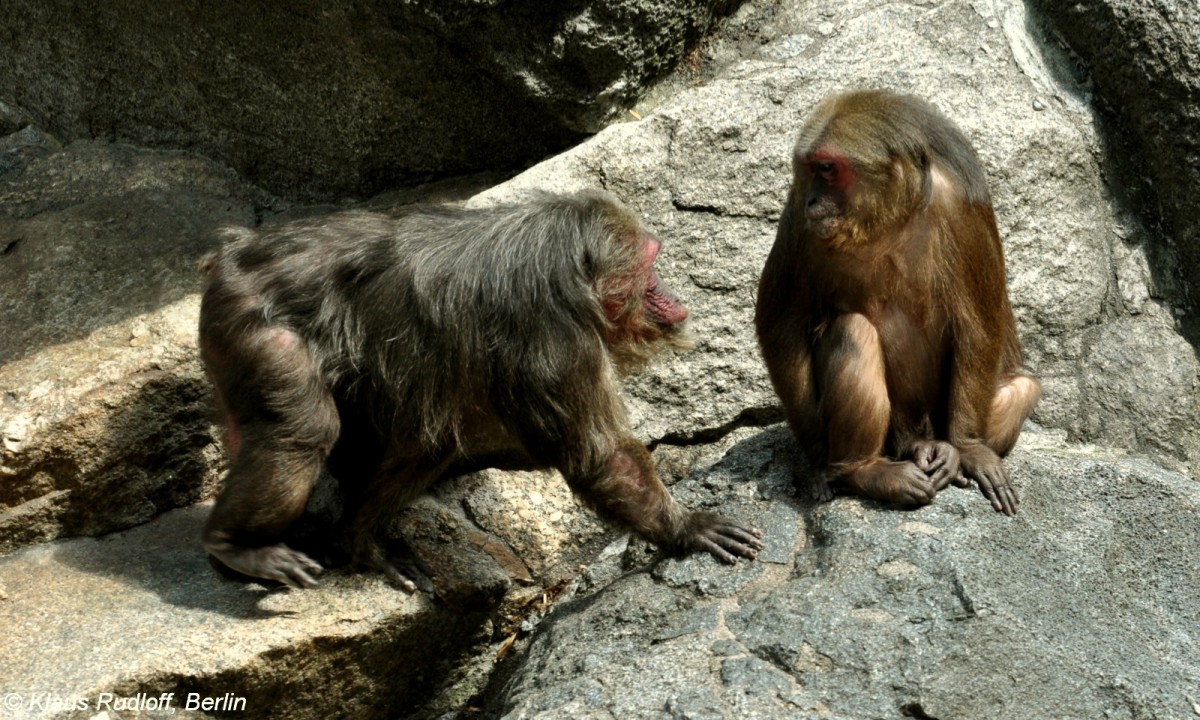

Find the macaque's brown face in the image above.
[{"left": 801, "top": 149, "right": 857, "bottom": 241}]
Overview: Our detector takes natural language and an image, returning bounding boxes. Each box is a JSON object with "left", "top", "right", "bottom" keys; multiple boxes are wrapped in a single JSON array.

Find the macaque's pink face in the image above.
[{"left": 640, "top": 237, "right": 688, "bottom": 327}]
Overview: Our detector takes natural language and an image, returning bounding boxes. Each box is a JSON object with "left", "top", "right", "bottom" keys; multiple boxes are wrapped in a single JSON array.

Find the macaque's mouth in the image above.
[
  {"left": 646, "top": 273, "right": 688, "bottom": 326},
  {"left": 808, "top": 216, "right": 842, "bottom": 240}
]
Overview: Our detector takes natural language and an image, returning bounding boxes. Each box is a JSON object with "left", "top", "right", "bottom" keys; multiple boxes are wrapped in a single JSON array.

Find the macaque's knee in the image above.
[{"left": 986, "top": 373, "right": 1040, "bottom": 456}]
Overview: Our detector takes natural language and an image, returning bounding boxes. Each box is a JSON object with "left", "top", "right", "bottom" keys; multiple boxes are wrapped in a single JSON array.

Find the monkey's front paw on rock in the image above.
[
  {"left": 685, "top": 512, "right": 764, "bottom": 564},
  {"left": 960, "top": 444, "right": 1019, "bottom": 516}
]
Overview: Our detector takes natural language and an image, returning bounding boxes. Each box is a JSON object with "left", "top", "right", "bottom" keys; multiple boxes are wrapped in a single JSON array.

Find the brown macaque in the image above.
[
  {"left": 756, "top": 89, "right": 1040, "bottom": 516},
  {"left": 199, "top": 190, "right": 763, "bottom": 590}
]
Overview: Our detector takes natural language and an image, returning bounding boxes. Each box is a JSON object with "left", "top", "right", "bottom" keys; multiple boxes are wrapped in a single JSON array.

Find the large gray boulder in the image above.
[
  {"left": 469, "top": 0, "right": 1200, "bottom": 714},
  {"left": 1024, "top": 0, "right": 1200, "bottom": 472},
  {"left": 0, "top": 0, "right": 744, "bottom": 200}
]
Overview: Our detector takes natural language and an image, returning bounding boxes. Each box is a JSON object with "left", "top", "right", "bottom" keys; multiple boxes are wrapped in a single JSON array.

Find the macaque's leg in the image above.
[
  {"left": 348, "top": 453, "right": 455, "bottom": 593},
  {"left": 768, "top": 341, "right": 830, "bottom": 501},
  {"left": 203, "top": 327, "right": 339, "bottom": 589},
  {"left": 818, "top": 314, "right": 935, "bottom": 507},
  {"left": 984, "top": 372, "right": 1041, "bottom": 456}
]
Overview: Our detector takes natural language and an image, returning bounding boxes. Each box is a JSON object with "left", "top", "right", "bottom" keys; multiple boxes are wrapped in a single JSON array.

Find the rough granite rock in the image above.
[
  {"left": 0, "top": 0, "right": 744, "bottom": 200},
  {"left": 0, "top": 141, "right": 276, "bottom": 364},
  {"left": 1028, "top": 0, "right": 1200, "bottom": 335},
  {"left": 0, "top": 505, "right": 497, "bottom": 720},
  {"left": 443, "top": 469, "right": 610, "bottom": 579},
  {"left": 487, "top": 430, "right": 1200, "bottom": 719}
]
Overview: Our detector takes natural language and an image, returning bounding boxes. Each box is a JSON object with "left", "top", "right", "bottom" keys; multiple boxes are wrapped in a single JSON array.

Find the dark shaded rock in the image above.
[
  {"left": 397, "top": 496, "right": 533, "bottom": 612},
  {"left": 0, "top": 100, "right": 33, "bottom": 136},
  {"left": 0, "top": 358, "right": 222, "bottom": 554},
  {"left": 1028, "top": 0, "right": 1200, "bottom": 335},
  {"left": 0, "top": 125, "right": 60, "bottom": 176},
  {"left": 0, "top": 0, "right": 743, "bottom": 201}
]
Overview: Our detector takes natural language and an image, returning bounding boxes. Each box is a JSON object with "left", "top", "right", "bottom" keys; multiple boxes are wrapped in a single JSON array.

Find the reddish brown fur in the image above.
[{"left": 756, "top": 90, "right": 1039, "bottom": 515}]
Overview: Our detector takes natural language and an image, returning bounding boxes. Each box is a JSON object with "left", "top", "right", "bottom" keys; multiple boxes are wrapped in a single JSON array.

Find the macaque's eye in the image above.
[{"left": 814, "top": 162, "right": 836, "bottom": 178}]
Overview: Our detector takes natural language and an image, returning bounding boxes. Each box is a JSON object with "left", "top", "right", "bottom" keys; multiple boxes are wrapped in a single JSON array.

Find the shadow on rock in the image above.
[
  {"left": 51, "top": 504, "right": 293, "bottom": 620},
  {"left": 1024, "top": 3, "right": 1200, "bottom": 353},
  {"left": 0, "top": 140, "right": 272, "bottom": 366},
  {"left": 0, "top": 365, "right": 223, "bottom": 553}
]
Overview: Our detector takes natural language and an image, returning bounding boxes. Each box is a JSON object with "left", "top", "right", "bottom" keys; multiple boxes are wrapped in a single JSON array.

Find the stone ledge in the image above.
[{"left": 0, "top": 504, "right": 500, "bottom": 720}]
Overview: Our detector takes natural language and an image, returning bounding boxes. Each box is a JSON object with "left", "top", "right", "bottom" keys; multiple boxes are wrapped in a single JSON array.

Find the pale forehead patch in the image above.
[
  {"left": 793, "top": 95, "right": 843, "bottom": 155},
  {"left": 929, "top": 162, "right": 958, "bottom": 201}
]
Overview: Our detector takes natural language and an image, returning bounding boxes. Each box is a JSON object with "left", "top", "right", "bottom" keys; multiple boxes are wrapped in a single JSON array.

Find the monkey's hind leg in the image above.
[
  {"left": 818, "top": 314, "right": 935, "bottom": 508},
  {"left": 766, "top": 344, "right": 831, "bottom": 502},
  {"left": 985, "top": 372, "right": 1041, "bottom": 456},
  {"left": 203, "top": 327, "right": 340, "bottom": 589},
  {"left": 959, "top": 371, "right": 1040, "bottom": 517},
  {"left": 347, "top": 453, "right": 455, "bottom": 593}
]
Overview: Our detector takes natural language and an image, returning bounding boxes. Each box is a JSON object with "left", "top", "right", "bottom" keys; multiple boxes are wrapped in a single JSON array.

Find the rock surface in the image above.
[
  {"left": 488, "top": 430, "right": 1200, "bottom": 719},
  {"left": 0, "top": 0, "right": 743, "bottom": 200},
  {"left": 1029, "top": 0, "right": 1200, "bottom": 337},
  {"left": 0, "top": 504, "right": 494, "bottom": 720}
]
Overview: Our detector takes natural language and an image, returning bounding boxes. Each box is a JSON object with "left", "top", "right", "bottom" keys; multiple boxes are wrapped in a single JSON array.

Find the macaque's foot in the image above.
[
  {"left": 909, "top": 440, "right": 966, "bottom": 490},
  {"left": 685, "top": 511, "right": 764, "bottom": 563},
  {"left": 805, "top": 474, "right": 836, "bottom": 503},
  {"left": 353, "top": 536, "right": 418, "bottom": 593},
  {"left": 959, "top": 444, "right": 1018, "bottom": 516},
  {"left": 839, "top": 459, "right": 936, "bottom": 508},
  {"left": 207, "top": 541, "right": 323, "bottom": 589}
]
